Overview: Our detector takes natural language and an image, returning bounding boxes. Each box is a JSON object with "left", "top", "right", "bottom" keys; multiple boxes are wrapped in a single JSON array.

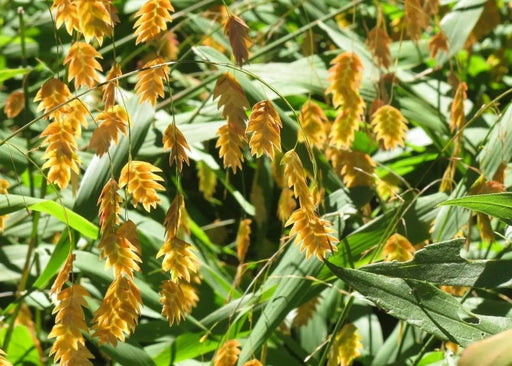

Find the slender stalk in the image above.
[{"left": 318, "top": 295, "right": 355, "bottom": 365}]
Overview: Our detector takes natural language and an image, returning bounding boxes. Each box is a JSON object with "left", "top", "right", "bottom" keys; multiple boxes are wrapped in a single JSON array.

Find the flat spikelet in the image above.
[
  {"left": 163, "top": 123, "right": 190, "bottom": 171},
  {"left": 382, "top": 233, "right": 415, "bottom": 262},
  {"left": 213, "top": 72, "right": 250, "bottom": 130},
  {"left": 236, "top": 219, "right": 252, "bottom": 263},
  {"left": 214, "top": 340, "right": 241, "bottom": 366},
  {"left": 197, "top": 161, "right": 217, "bottom": 200},
  {"left": 298, "top": 100, "right": 328, "bottom": 148},
  {"left": 98, "top": 178, "right": 121, "bottom": 235},
  {"left": 160, "top": 280, "right": 187, "bottom": 325},
  {"left": 51, "top": 0, "right": 79, "bottom": 35},
  {"left": 247, "top": 100, "right": 282, "bottom": 160},
  {"left": 0, "top": 179, "right": 10, "bottom": 232},
  {"left": 91, "top": 276, "right": 143, "bottom": 345},
  {"left": 76, "top": 0, "right": 114, "bottom": 45},
  {"left": 135, "top": 57, "right": 169, "bottom": 105},
  {"left": 89, "top": 106, "right": 129, "bottom": 156},
  {"left": 134, "top": 0, "right": 174, "bottom": 44},
  {"left": 404, "top": 0, "right": 428, "bottom": 41},
  {"left": 50, "top": 253, "right": 75, "bottom": 297},
  {"left": 328, "top": 149, "right": 376, "bottom": 188},
  {"left": 34, "top": 79, "right": 73, "bottom": 120},
  {"left": 281, "top": 150, "right": 314, "bottom": 211},
  {"left": 477, "top": 213, "right": 494, "bottom": 244},
  {"left": 371, "top": 105, "right": 408, "bottom": 150},
  {"left": 216, "top": 123, "right": 246, "bottom": 173},
  {"left": 64, "top": 42, "right": 103, "bottom": 90},
  {"left": 40, "top": 119, "right": 81, "bottom": 190},
  {"left": 327, "top": 324, "right": 363, "bottom": 366},
  {"left": 277, "top": 188, "right": 297, "bottom": 223},
  {"left": 157, "top": 238, "right": 200, "bottom": 282},
  {"left": 423, "top": 0, "right": 440, "bottom": 15},
  {"left": 224, "top": 15, "right": 251, "bottom": 66},
  {"left": 326, "top": 52, "right": 364, "bottom": 109},
  {"left": 366, "top": 26, "right": 392, "bottom": 69},
  {"left": 180, "top": 282, "right": 200, "bottom": 313},
  {"left": 98, "top": 220, "right": 142, "bottom": 278},
  {"left": 102, "top": 63, "right": 122, "bottom": 109},
  {"left": 4, "top": 91, "right": 25, "bottom": 118},
  {"left": 48, "top": 284, "right": 94, "bottom": 366},
  {"left": 428, "top": 31, "right": 449, "bottom": 59},
  {"left": 243, "top": 361, "right": 263, "bottom": 366},
  {"left": 329, "top": 92, "right": 365, "bottom": 149},
  {"left": 164, "top": 194, "right": 185, "bottom": 239},
  {"left": 0, "top": 348, "right": 11, "bottom": 366},
  {"left": 158, "top": 31, "right": 180, "bottom": 60},
  {"left": 119, "top": 161, "right": 165, "bottom": 211},
  {"left": 450, "top": 82, "right": 467, "bottom": 132},
  {"left": 294, "top": 295, "right": 320, "bottom": 327},
  {"left": 286, "top": 208, "right": 338, "bottom": 260}
]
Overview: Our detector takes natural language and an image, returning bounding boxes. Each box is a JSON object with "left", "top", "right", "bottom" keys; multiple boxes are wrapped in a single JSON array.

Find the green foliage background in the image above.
[{"left": 0, "top": 0, "right": 512, "bottom": 365}]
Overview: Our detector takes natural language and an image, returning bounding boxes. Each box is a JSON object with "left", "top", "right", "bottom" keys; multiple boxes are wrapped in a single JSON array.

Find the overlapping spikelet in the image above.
[
  {"left": 366, "top": 26, "right": 392, "bottom": 69},
  {"left": 0, "top": 179, "right": 9, "bottom": 232},
  {"left": 64, "top": 42, "right": 103, "bottom": 90},
  {"left": 216, "top": 123, "right": 247, "bottom": 173},
  {"left": 450, "top": 82, "right": 467, "bottom": 132},
  {"left": 213, "top": 72, "right": 250, "bottom": 130},
  {"left": 281, "top": 151, "right": 338, "bottom": 260},
  {"left": 98, "top": 220, "right": 142, "bottom": 278},
  {"left": 48, "top": 284, "right": 94, "bottom": 366},
  {"left": 98, "top": 178, "right": 121, "bottom": 234},
  {"left": 236, "top": 219, "right": 252, "bottom": 263},
  {"left": 50, "top": 253, "right": 75, "bottom": 297},
  {"left": 40, "top": 119, "right": 81, "bottom": 190},
  {"left": 298, "top": 100, "right": 328, "bottom": 148},
  {"left": 135, "top": 57, "right": 169, "bottom": 105},
  {"left": 158, "top": 31, "right": 180, "bottom": 60},
  {"left": 102, "top": 63, "right": 122, "bottom": 109},
  {"left": 91, "top": 276, "right": 143, "bottom": 345},
  {"left": 197, "top": 161, "right": 217, "bottom": 200},
  {"left": 34, "top": 79, "right": 73, "bottom": 120},
  {"left": 294, "top": 295, "right": 320, "bottom": 327},
  {"left": 134, "top": 0, "right": 174, "bottom": 44},
  {"left": 326, "top": 52, "right": 364, "bottom": 109},
  {"left": 404, "top": 0, "right": 428, "bottom": 41},
  {"left": 242, "top": 360, "right": 263, "bottom": 366},
  {"left": 428, "top": 31, "right": 449, "bottom": 59},
  {"left": 277, "top": 188, "right": 297, "bottom": 223},
  {"left": 4, "top": 91, "right": 25, "bottom": 118},
  {"left": 119, "top": 161, "right": 165, "bottom": 211},
  {"left": 327, "top": 324, "right": 363, "bottom": 366},
  {"left": 329, "top": 91, "right": 365, "bottom": 149},
  {"left": 214, "top": 340, "right": 241, "bottom": 366},
  {"left": 76, "top": 0, "right": 114, "bottom": 45},
  {"left": 423, "top": 0, "right": 440, "bottom": 15},
  {"left": 163, "top": 123, "right": 191, "bottom": 171},
  {"left": 160, "top": 279, "right": 188, "bottom": 325},
  {"left": 247, "top": 100, "right": 282, "bottom": 160},
  {"left": 0, "top": 348, "right": 12, "bottom": 366},
  {"left": 224, "top": 15, "right": 251, "bottom": 66},
  {"left": 157, "top": 238, "right": 200, "bottom": 282},
  {"left": 89, "top": 106, "right": 130, "bottom": 156},
  {"left": 382, "top": 233, "right": 416, "bottom": 262},
  {"left": 286, "top": 208, "right": 338, "bottom": 260},
  {"left": 51, "top": 0, "right": 80, "bottom": 35},
  {"left": 371, "top": 105, "right": 408, "bottom": 150},
  {"left": 328, "top": 149, "right": 376, "bottom": 188}
]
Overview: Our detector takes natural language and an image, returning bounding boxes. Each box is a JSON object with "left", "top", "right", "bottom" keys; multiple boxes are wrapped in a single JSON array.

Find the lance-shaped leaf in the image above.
[
  {"left": 440, "top": 193, "right": 512, "bottom": 225},
  {"left": 358, "top": 238, "right": 512, "bottom": 288},
  {"left": 325, "top": 261, "right": 512, "bottom": 347}
]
